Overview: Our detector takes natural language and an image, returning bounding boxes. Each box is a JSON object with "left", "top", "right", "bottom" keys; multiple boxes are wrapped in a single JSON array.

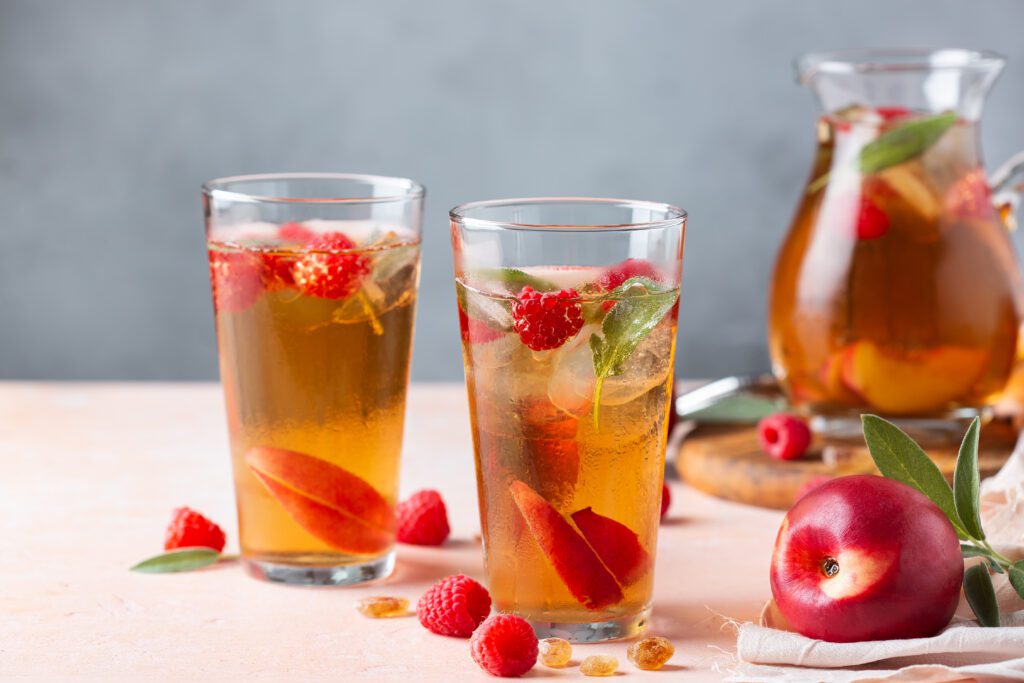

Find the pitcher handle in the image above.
[{"left": 991, "top": 150, "right": 1024, "bottom": 230}]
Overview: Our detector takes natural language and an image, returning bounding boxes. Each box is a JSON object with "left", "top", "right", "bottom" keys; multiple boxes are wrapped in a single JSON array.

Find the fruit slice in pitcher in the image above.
[
  {"left": 571, "top": 507, "right": 651, "bottom": 588},
  {"left": 246, "top": 447, "right": 394, "bottom": 554},
  {"left": 509, "top": 480, "right": 623, "bottom": 610},
  {"left": 840, "top": 342, "right": 988, "bottom": 414}
]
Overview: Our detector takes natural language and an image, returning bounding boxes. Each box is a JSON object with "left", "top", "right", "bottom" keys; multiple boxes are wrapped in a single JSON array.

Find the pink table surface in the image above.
[{"left": 0, "top": 382, "right": 782, "bottom": 680}]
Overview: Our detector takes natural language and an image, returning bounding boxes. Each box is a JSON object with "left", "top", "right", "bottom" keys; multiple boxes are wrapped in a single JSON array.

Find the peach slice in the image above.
[
  {"left": 570, "top": 507, "right": 651, "bottom": 588},
  {"left": 246, "top": 447, "right": 394, "bottom": 554},
  {"left": 840, "top": 342, "right": 988, "bottom": 415},
  {"left": 509, "top": 480, "right": 623, "bottom": 610}
]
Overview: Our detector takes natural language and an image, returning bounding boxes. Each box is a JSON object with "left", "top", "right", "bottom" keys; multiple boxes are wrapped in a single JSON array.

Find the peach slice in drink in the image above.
[
  {"left": 840, "top": 342, "right": 989, "bottom": 414},
  {"left": 246, "top": 447, "right": 394, "bottom": 555},
  {"left": 509, "top": 480, "right": 623, "bottom": 610},
  {"left": 571, "top": 507, "right": 652, "bottom": 588}
]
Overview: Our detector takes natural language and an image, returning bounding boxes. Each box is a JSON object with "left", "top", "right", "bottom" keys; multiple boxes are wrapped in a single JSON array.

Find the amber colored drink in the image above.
[
  {"left": 457, "top": 267, "right": 677, "bottom": 639},
  {"left": 769, "top": 108, "right": 1022, "bottom": 420},
  {"left": 209, "top": 224, "right": 419, "bottom": 578}
]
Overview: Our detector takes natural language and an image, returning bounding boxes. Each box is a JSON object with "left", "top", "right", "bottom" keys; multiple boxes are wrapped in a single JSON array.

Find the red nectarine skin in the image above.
[
  {"left": 509, "top": 480, "right": 623, "bottom": 610},
  {"left": 770, "top": 475, "right": 962, "bottom": 642},
  {"left": 571, "top": 506, "right": 652, "bottom": 587},
  {"left": 245, "top": 447, "right": 395, "bottom": 554}
]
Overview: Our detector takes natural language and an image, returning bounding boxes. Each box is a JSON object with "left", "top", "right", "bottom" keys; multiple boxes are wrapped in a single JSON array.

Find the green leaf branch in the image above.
[
  {"left": 862, "top": 415, "right": 1024, "bottom": 627},
  {"left": 589, "top": 277, "right": 678, "bottom": 428}
]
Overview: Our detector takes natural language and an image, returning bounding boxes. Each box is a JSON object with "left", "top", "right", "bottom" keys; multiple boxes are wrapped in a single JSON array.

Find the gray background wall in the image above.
[{"left": 2, "top": 0, "right": 1023, "bottom": 381}]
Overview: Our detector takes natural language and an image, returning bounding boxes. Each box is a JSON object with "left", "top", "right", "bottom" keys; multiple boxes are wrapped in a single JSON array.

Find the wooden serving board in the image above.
[{"left": 673, "top": 419, "right": 1018, "bottom": 511}]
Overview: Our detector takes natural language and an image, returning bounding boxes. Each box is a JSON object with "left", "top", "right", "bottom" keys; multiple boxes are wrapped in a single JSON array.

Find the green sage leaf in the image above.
[
  {"left": 861, "top": 415, "right": 966, "bottom": 538},
  {"left": 960, "top": 544, "right": 991, "bottom": 559},
  {"left": 858, "top": 112, "right": 957, "bottom": 174},
  {"left": 590, "top": 277, "right": 679, "bottom": 425},
  {"left": 953, "top": 418, "right": 985, "bottom": 540},
  {"left": 963, "top": 564, "right": 1001, "bottom": 627},
  {"left": 469, "top": 268, "right": 558, "bottom": 293},
  {"left": 131, "top": 547, "right": 221, "bottom": 574},
  {"left": 1009, "top": 561, "right": 1024, "bottom": 600}
]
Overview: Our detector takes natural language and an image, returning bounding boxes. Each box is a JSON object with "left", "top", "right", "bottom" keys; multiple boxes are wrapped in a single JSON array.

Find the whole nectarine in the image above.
[{"left": 770, "top": 475, "right": 962, "bottom": 642}]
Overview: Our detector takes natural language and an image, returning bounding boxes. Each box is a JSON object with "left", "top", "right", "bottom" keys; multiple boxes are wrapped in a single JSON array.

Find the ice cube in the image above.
[
  {"left": 597, "top": 323, "right": 675, "bottom": 407},
  {"left": 547, "top": 328, "right": 598, "bottom": 417},
  {"left": 465, "top": 333, "right": 520, "bottom": 369}
]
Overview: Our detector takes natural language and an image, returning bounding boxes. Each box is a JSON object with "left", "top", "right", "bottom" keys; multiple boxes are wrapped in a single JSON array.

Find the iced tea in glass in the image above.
[
  {"left": 450, "top": 198, "right": 686, "bottom": 641},
  {"left": 203, "top": 173, "right": 423, "bottom": 585}
]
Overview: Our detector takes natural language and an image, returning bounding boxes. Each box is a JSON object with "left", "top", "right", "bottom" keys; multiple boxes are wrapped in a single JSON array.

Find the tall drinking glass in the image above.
[
  {"left": 450, "top": 198, "right": 686, "bottom": 641},
  {"left": 203, "top": 173, "right": 423, "bottom": 585}
]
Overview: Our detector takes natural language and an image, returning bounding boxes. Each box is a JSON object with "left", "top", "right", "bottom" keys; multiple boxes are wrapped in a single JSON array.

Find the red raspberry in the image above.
[
  {"left": 660, "top": 482, "right": 671, "bottom": 521},
  {"left": 277, "top": 221, "right": 316, "bottom": 243},
  {"left": 459, "top": 307, "right": 504, "bottom": 345},
  {"left": 946, "top": 169, "right": 996, "bottom": 220},
  {"left": 510, "top": 287, "right": 584, "bottom": 351},
  {"left": 757, "top": 413, "right": 812, "bottom": 461},
  {"left": 164, "top": 506, "right": 226, "bottom": 552},
  {"left": 397, "top": 489, "right": 451, "bottom": 546},
  {"left": 598, "top": 257, "right": 661, "bottom": 291},
  {"left": 876, "top": 106, "right": 911, "bottom": 122},
  {"left": 293, "top": 232, "right": 371, "bottom": 299},
  {"left": 208, "top": 249, "right": 265, "bottom": 314},
  {"left": 416, "top": 574, "right": 492, "bottom": 637},
  {"left": 855, "top": 195, "right": 890, "bottom": 240},
  {"left": 470, "top": 615, "right": 538, "bottom": 677}
]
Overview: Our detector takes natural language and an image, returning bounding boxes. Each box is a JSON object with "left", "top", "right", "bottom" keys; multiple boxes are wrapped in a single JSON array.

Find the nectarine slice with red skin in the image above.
[
  {"left": 509, "top": 480, "right": 623, "bottom": 610},
  {"left": 246, "top": 447, "right": 394, "bottom": 554},
  {"left": 840, "top": 342, "right": 988, "bottom": 415},
  {"left": 251, "top": 471, "right": 393, "bottom": 555},
  {"left": 570, "top": 507, "right": 651, "bottom": 587}
]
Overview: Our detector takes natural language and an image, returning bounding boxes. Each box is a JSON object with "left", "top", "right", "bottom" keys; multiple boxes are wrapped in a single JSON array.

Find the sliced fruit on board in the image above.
[
  {"left": 570, "top": 507, "right": 652, "bottom": 587},
  {"left": 509, "top": 480, "right": 623, "bottom": 610},
  {"left": 840, "top": 342, "right": 989, "bottom": 415},
  {"left": 246, "top": 447, "right": 394, "bottom": 554}
]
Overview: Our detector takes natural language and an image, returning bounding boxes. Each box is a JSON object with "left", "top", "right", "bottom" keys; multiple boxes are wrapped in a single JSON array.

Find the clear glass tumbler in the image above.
[
  {"left": 203, "top": 173, "right": 423, "bottom": 585},
  {"left": 450, "top": 197, "right": 686, "bottom": 641}
]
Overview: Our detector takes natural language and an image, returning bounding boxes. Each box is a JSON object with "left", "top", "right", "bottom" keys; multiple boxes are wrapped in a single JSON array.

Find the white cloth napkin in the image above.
[{"left": 728, "top": 433, "right": 1024, "bottom": 682}]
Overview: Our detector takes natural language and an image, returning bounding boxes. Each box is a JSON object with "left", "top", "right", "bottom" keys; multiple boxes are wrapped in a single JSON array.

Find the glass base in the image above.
[
  {"left": 810, "top": 407, "right": 983, "bottom": 447},
  {"left": 243, "top": 551, "right": 395, "bottom": 586},
  {"left": 523, "top": 605, "right": 651, "bottom": 643}
]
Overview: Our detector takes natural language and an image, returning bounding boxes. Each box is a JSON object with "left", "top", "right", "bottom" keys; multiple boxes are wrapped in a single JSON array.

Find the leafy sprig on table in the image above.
[
  {"left": 862, "top": 415, "right": 1024, "bottom": 626},
  {"left": 131, "top": 547, "right": 235, "bottom": 573}
]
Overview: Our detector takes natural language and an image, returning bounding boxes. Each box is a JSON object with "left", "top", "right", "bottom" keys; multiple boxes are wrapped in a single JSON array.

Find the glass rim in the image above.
[
  {"left": 797, "top": 48, "right": 1006, "bottom": 82},
  {"left": 201, "top": 172, "right": 426, "bottom": 205},
  {"left": 449, "top": 197, "right": 687, "bottom": 233}
]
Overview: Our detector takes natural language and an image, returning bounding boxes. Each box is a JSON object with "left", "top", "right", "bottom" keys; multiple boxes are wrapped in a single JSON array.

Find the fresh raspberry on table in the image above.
[
  {"left": 757, "top": 413, "right": 812, "bottom": 461},
  {"left": 597, "top": 257, "right": 662, "bottom": 291},
  {"left": 397, "top": 489, "right": 451, "bottom": 546},
  {"left": 164, "top": 506, "right": 226, "bottom": 552},
  {"left": 510, "top": 287, "right": 584, "bottom": 351},
  {"left": 292, "top": 231, "right": 371, "bottom": 299},
  {"left": 277, "top": 221, "right": 316, "bottom": 243},
  {"left": 660, "top": 482, "right": 671, "bottom": 521},
  {"left": 470, "top": 614, "right": 538, "bottom": 677},
  {"left": 208, "top": 249, "right": 265, "bottom": 314},
  {"left": 416, "top": 574, "right": 492, "bottom": 637},
  {"left": 458, "top": 308, "right": 504, "bottom": 345}
]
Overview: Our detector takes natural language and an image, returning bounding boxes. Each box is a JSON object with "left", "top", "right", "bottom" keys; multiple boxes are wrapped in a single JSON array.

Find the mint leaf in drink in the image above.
[
  {"left": 861, "top": 415, "right": 967, "bottom": 539},
  {"left": 963, "top": 563, "right": 1000, "bottom": 627},
  {"left": 806, "top": 111, "right": 957, "bottom": 194},
  {"left": 470, "top": 268, "right": 558, "bottom": 293},
  {"left": 131, "top": 547, "right": 222, "bottom": 573},
  {"left": 953, "top": 418, "right": 985, "bottom": 540},
  {"left": 1009, "top": 561, "right": 1024, "bottom": 600},
  {"left": 589, "top": 277, "right": 678, "bottom": 425},
  {"left": 858, "top": 111, "right": 957, "bottom": 175}
]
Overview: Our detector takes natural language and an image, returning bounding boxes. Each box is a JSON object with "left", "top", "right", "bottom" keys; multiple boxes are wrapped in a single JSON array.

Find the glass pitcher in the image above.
[{"left": 768, "top": 49, "right": 1024, "bottom": 438}]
